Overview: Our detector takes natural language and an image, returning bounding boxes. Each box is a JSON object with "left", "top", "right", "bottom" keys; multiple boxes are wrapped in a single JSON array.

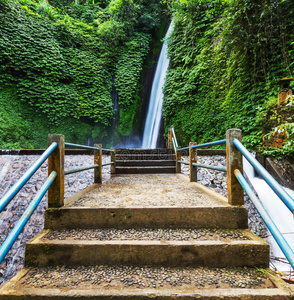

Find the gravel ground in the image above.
[
  {"left": 43, "top": 228, "right": 250, "bottom": 242},
  {"left": 20, "top": 265, "right": 272, "bottom": 290},
  {"left": 0, "top": 155, "right": 110, "bottom": 286},
  {"left": 180, "top": 156, "right": 229, "bottom": 197},
  {"left": 180, "top": 156, "right": 267, "bottom": 238},
  {"left": 0, "top": 153, "right": 267, "bottom": 287}
]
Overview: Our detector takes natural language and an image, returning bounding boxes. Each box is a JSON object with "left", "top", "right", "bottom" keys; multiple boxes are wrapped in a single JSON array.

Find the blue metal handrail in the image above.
[
  {"left": 172, "top": 138, "right": 177, "bottom": 153},
  {"left": 172, "top": 126, "right": 294, "bottom": 270},
  {"left": 64, "top": 142, "right": 114, "bottom": 153},
  {"left": 64, "top": 161, "right": 116, "bottom": 175},
  {"left": 65, "top": 165, "right": 99, "bottom": 175},
  {"left": 171, "top": 127, "right": 178, "bottom": 149},
  {"left": 234, "top": 169, "right": 294, "bottom": 269},
  {"left": 192, "top": 163, "right": 227, "bottom": 172},
  {"left": 64, "top": 142, "right": 115, "bottom": 177},
  {"left": 233, "top": 138, "right": 294, "bottom": 213},
  {"left": 0, "top": 142, "right": 58, "bottom": 213},
  {"left": 178, "top": 160, "right": 227, "bottom": 172},
  {"left": 102, "top": 162, "right": 114, "bottom": 167},
  {"left": 0, "top": 171, "right": 56, "bottom": 264},
  {"left": 178, "top": 139, "right": 226, "bottom": 152},
  {"left": 0, "top": 137, "right": 115, "bottom": 265}
]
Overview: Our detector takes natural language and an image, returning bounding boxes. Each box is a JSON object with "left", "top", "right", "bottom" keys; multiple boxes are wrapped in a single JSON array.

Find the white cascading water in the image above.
[
  {"left": 243, "top": 157, "right": 294, "bottom": 274},
  {"left": 142, "top": 24, "right": 173, "bottom": 149}
]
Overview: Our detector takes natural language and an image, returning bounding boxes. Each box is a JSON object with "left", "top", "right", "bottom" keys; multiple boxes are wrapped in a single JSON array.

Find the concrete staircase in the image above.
[
  {"left": 115, "top": 148, "right": 176, "bottom": 174},
  {"left": 0, "top": 174, "right": 293, "bottom": 299}
]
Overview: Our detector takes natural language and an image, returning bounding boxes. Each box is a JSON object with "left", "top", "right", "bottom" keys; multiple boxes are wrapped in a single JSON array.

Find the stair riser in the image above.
[
  {"left": 116, "top": 161, "right": 176, "bottom": 167},
  {"left": 25, "top": 242, "right": 269, "bottom": 268},
  {"left": 45, "top": 207, "right": 248, "bottom": 230},
  {"left": 115, "top": 149, "right": 227, "bottom": 156},
  {"left": 116, "top": 149, "right": 175, "bottom": 155},
  {"left": 116, "top": 167, "right": 176, "bottom": 174},
  {"left": 116, "top": 155, "right": 176, "bottom": 161}
]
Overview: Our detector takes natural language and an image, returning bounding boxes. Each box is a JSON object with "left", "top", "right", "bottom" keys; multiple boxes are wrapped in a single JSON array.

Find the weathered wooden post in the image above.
[
  {"left": 168, "top": 126, "right": 174, "bottom": 149},
  {"left": 111, "top": 147, "right": 116, "bottom": 175},
  {"left": 176, "top": 146, "right": 181, "bottom": 173},
  {"left": 226, "top": 129, "right": 243, "bottom": 205},
  {"left": 189, "top": 142, "right": 197, "bottom": 182},
  {"left": 94, "top": 144, "right": 102, "bottom": 183},
  {"left": 48, "top": 134, "right": 65, "bottom": 208}
]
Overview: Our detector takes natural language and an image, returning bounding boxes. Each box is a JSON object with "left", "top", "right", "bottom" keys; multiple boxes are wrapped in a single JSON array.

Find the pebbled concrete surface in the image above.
[{"left": 66, "top": 174, "right": 227, "bottom": 208}]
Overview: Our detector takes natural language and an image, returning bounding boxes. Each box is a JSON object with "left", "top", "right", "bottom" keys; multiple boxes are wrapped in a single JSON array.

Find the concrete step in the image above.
[
  {"left": 45, "top": 206, "right": 247, "bottom": 230},
  {"left": 45, "top": 174, "right": 248, "bottom": 229},
  {"left": 116, "top": 154, "right": 176, "bottom": 160},
  {"left": 1, "top": 266, "right": 292, "bottom": 299},
  {"left": 116, "top": 148, "right": 175, "bottom": 154},
  {"left": 116, "top": 160, "right": 176, "bottom": 167},
  {"left": 25, "top": 229, "right": 269, "bottom": 268},
  {"left": 116, "top": 166, "right": 176, "bottom": 174}
]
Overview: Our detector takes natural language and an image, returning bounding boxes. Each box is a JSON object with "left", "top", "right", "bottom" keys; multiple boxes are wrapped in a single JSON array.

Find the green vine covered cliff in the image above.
[
  {"left": 163, "top": 0, "right": 294, "bottom": 159},
  {"left": 0, "top": 0, "right": 166, "bottom": 148},
  {"left": 1, "top": 0, "right": 293, "bottom": 158}
]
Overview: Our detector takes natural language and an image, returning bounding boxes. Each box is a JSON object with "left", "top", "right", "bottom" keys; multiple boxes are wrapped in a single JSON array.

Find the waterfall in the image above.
[
  {"left": 243, "top": 158, "right": 294, "bottom": 274},
  {"left": 142, "top": 24, "right": 173, "bottom": 149}
]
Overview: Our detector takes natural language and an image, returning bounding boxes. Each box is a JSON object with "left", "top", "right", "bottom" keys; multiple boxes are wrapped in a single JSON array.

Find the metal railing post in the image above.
[
  {"left": 176, "top": 146, "right": 181, "bottom": 173},
  {"left": 94, "top": 144, "right": 102, "bottom": 183},
  {"left": 48, "top": 134, "right": 65, "bottom": 208},
  {"left": 226, "top": 129, "right": 243, "bottom": 205},
  {"left": 189, "top": 142, "right": 197, "bottom": 182},
  {"left": 168, "top": 126, "right": 174, "bottom": 149},
  {"left": 111, "top": 147, "right": 116, "bottom": 175}
]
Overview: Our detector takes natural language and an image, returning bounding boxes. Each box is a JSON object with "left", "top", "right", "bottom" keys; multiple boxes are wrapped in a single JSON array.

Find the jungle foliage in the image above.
[
  {"left": 163, "top": 0, "right": 294, "bottom": 158},
  {"left": 0, "top": 0, "right": 165, "bottom": 148}
]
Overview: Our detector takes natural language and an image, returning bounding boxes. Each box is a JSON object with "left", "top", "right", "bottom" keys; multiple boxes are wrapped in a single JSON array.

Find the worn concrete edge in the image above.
[
  {"left": 46, "top": 206, "right": 245, "bottom": 212},
  {"left": 177, "top": 173, "right": 230, "bottom": 205},
  {"left": 28, "top": 240, "right": 266, "bottom": 246},
  {"left": 0, "top": 268, "right": 30, "bottom": 290},
  {"left": 0, "top": 272, "right": 293, "bottom": 299},
  {"left": 30, "top": 228, "right": 263, "bottom": 244},
  {"left": 29, "top": 240, "right": 265, "bottom": 249},
  {"left": 63, "top": 184, "right": 101, "bottom": 206},
  {"left": 267, "top": 269, "right": 294, "bottom": 295},
  {"left": 244, "top": 229, "right": 270, "bottom": 246}
]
